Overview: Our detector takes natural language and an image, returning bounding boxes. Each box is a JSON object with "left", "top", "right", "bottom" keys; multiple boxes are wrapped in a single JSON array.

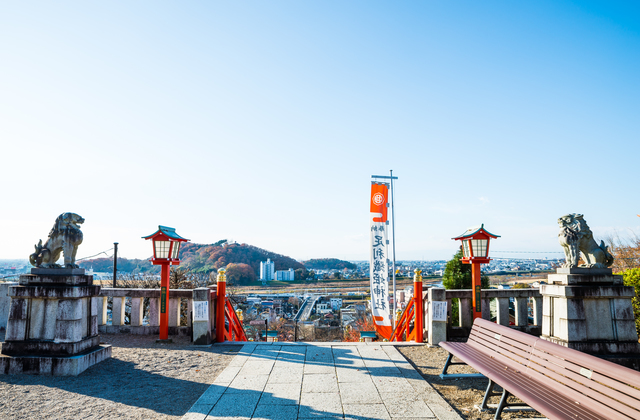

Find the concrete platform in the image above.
[
  {"left": 0, "top": 344, "right": 111, "bottom": 376},
  {"left": 182, "top": 342, "right": 461, "bottom": 420}
]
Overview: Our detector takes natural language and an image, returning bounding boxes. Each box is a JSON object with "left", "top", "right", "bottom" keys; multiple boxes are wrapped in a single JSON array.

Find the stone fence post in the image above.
[
  {"left": 428, "top": 287, "right": 447, "bottom": 347},
  {"left": 192, "top": 288, "right": 211, "bottom": 345},
  {"left": 0, "top": 282, "right": 18, "bottom": 330}
]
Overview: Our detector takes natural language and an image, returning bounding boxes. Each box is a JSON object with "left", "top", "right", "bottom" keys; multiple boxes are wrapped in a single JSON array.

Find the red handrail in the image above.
[{"left": 224, "top": 299, "right": 247, "bottom": 342}]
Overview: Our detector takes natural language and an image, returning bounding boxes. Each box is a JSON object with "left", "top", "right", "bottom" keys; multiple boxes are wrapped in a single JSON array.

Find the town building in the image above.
[
  {"left": 275, "top": 268, "right": 295, "bottom": 281},
  {"left": 260, "top": 259, "right": 274, "bottom": 281}
]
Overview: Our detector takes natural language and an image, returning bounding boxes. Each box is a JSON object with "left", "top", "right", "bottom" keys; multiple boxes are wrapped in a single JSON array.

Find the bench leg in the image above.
[
  {"left": 481, "top": 379, "right": 497, "bottom": 410},
  {"left": 441, "top": 353, "right": 454, "bottom": 377},
  {"left": 439, "top": 352, "right": 485, "bottom": 379},
  {"left": 494, "top": 388, "right": 512, "bottom": 420}
]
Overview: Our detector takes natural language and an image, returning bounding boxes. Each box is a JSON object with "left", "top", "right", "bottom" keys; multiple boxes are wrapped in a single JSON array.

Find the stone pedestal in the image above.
[
  {"left": 541, "top": 268, "right": 640, "bottom": 367},
  {"left": 0, "top": 269, "right": 111, "bottom": 375}
]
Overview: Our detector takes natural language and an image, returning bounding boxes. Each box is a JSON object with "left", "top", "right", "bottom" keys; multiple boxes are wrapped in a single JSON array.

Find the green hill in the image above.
[
  {"left": 302, "top": 258, "right": 356, "bottom": 270},
  {"left": 179, "top": 242, "right": 305, "bottom": 275},
  {"left": 78, "top": 257, "right": 157, "bottom": 273},
  {"left": 79, "top": 242, "right": 305, "bottom": 277}
]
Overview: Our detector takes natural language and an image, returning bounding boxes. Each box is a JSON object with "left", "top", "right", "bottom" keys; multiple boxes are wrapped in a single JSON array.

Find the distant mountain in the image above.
[
  {"left": 302, "top": 258, "right": 356, "bottom": 270},
  {"left": 78, "top": 257, "right": 157, "bottom": 273},
  {"left": 80, "top": 242, "right": 305, "bottom": 276},
  {"left": 179, "top": 242, "right": 305, "bottom": 275}
]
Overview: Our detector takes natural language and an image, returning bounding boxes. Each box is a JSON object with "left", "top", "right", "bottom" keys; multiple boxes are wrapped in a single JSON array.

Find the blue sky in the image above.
[{"left": 1, "top": 1, "right": 639, "bottom": 262}]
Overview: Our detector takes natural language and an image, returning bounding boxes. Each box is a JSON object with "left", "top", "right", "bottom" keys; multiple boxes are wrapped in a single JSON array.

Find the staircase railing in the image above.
[{"left": 390, "top": 269, "right": 424, "bottom": 342}]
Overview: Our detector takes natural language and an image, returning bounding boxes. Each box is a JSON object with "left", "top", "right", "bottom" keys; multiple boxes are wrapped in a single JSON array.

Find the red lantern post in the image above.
[
  {"left": 143, "top": 226, "right": 189, "bottom": 341},
  {"left": 452, "top": 225, "right": 499, "bottom": 320}
]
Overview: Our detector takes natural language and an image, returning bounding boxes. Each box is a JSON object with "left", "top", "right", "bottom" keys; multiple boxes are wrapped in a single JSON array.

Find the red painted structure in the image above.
[
  {"left": 390, "top": 269, "right": 424, "bottom": 342},
  {"left": 452, "top": 224, "right": 499, "bottom": 320},
  {"left": 215, "top": 269, "right": 247, "bottom": 342},
  {"left": 142, "top": 226, "right": 189, "bottom": 341}
]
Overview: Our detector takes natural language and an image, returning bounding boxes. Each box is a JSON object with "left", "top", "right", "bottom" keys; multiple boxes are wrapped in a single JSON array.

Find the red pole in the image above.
[
  {"left": 159, "top": 262, "right": 170, "bottom": 340},
  {"left": 216, "top": 269, "right": 226, "bottom": 343},
  {"left": 414, "top": 269, "right": 423, "bottom": 342},
  {"left": 472, "top": 262, "right": 482, "bottom": 320}
]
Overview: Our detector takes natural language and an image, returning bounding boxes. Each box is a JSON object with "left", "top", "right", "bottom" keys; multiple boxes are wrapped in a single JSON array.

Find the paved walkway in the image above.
[{"left": 182, "top": 342, "right": 462, "bottom": 420}]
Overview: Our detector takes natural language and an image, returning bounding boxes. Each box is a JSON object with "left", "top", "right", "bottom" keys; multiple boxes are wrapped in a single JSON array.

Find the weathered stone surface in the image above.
[
  {"left": 98, "top": 325, "right": 191, "bottom": 336},
  {"left": 130, "top": 297, "right": 144, "bottom": 326},
  {"left": 0, "top": 344, "right": 111, "bottom": 376},
  {"left": 558, "top": 214, "right": 614, "bottom": 269},
  {"left": 149, "top": 298, "right": 160, "bottom": 326},
  {"left": 57, "top": 298, "right": 83, "bottom": 321},
  {"left": 28, "top": 212, "right": 85, "bottom": 269},
  {"left": 30, "top": 268, "right": 86, "bottom": 276},
  {"left": 428, "top": 288, "right": 447, "bottom": 347},
  {"left": 112, "top": 297, "right": 126, "bottom": 326},
  {"left": 54, "top": 319, "right": 84, "bottom": 342},
  {"left": 10, "top": 285, "right": 101, "bottom": 299},
  {"left": 0, "top": 282, "right": 18, "bottom": 330},
  {"left": 20, "top": 273, "right": 93, "bottom": 286},
  {"left": 1, "top": 272, "right": 110, "bottom": 375},
  {"left": 541, "top": 284, "right": 636, "bottom": 298},
  {"left": 556, "top": 267, "right": 613, "bottom": 276},
  {"left": 169, "top": 298, "right": 180, "bottom": 327},
  {"left": 2, "top": 336, "right": 99, "bottom": 357},
  {"left": 5, "top": 319, "right": 26, "bottom": 341},
  {"left": 9, "top": 298, "right": 28, "bottom": 320},
  {"left": 99, "top": 288, "right": 192, "bottom": 298},
  {"left": 541, "top": 276, "right": 640, "bottom": 356},
  {"left": 548, "top": 272, "right": 623, "bottom": 285},
  {"left": 28, "top": 298, "right": 58, "bottom": 340}
]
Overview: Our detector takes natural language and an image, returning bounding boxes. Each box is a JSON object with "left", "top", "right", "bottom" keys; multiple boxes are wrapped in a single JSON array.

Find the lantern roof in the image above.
[
  {"left": 142, "top": 226, "right": 189, "bottom": 242},
  {"left": 452, "top": 224, "right": 500, "bottom": 241}
]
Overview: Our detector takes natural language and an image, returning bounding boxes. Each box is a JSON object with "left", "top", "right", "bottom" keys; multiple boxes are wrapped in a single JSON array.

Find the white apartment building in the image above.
[
  {"left": 260, "top": 259, "right": 275, "bottom": 281},
  {"left": 275, "top": 268, "right": 295, "bottom": 281}
]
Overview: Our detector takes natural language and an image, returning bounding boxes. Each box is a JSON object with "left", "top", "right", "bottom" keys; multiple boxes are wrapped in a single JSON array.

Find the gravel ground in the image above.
[
  {"left": 0, "top": 333, "right": 542, "bottom": 420},
  {"left": 0, "top": 333, "right": 241, "bottom": 420},
  {"left": 398, "top": 345, "right": 543, "bottom": 420}
]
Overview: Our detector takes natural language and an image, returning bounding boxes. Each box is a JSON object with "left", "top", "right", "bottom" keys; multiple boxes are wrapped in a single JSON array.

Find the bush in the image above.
[{"left": 621, "top": 268, "right": 640, "bottom": 337}]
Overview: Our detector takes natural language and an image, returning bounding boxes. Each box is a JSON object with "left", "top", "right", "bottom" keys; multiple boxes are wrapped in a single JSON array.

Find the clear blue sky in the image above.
[{"left": 1, "top": 1, "right": 638, "bottom": 262}]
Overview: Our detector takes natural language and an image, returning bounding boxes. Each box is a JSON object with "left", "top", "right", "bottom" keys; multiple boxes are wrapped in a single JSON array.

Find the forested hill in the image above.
[
  {"left": 178, "top": 242, "right": 305, "bottom": 275},
  {"left": 79, "top": 242, "right": 305, "bottom": 276},
  {"left": 78, "top": 257, "right": 156, "bottom": 273},
  {"left": 302, "top": 258, "right": 356, "bottom": 270}
]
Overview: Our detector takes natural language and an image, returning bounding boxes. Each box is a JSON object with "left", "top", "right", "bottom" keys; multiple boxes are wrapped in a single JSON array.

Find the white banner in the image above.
[{"left": 370, "top": 183, "right": 392, "bottom": 339}]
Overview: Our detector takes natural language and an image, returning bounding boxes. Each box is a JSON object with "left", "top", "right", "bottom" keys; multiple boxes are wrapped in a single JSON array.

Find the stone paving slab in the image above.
[{"left": 182, "top": 343, "right": 462, "bottom": 420}]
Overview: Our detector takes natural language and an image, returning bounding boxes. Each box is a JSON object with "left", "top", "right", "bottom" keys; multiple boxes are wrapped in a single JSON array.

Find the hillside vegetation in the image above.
[
  {"left": 302, "top": 258, "right": 356, "bottom": 270},
  {"left": 79, "top": 242, "right": 305, "bottom": 277}
]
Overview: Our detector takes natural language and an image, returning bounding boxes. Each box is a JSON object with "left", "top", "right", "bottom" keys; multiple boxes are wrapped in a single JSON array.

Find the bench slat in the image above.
[
  {"left": 533, "top": 338, "right": 640, "bottom": 389},
  {"left": 527, "top": 348, "right": 640, "bottom": 419},
  {"left": 447, "top": 342, "right": 610, "bottom": 420},
  {"left": 441, "top": 318, "right": 640, "bottom": 420},
  {"left": 469, "top": 329, "right": 534, "bottom": 365}
]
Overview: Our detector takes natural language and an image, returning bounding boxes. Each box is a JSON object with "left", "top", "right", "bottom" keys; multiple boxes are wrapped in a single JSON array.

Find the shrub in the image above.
[{"left": 621, "top": 268, "right": 640, "bottom": 337}]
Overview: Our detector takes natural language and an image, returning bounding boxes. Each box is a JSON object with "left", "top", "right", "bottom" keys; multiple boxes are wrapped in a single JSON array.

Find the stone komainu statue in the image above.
[
  {"left": 29, "top": 212, "right": 84, "bottom": 269},
  {"left": 558, "top": 213, "right": 614, "bottom": 269}
]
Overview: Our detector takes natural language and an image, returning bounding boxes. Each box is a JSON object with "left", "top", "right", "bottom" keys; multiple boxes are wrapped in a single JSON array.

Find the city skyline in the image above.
[{"left": 1, "top": 2, "right": 639, "bottom": 262}]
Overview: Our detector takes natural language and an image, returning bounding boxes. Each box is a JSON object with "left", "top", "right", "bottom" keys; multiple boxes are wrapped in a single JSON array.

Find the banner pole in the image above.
[{"left": 390, "top": 169, "right": 397, "bottom": 328}]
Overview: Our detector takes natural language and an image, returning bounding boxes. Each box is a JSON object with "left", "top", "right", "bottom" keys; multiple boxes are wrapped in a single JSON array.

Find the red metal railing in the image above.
[
  {"left": 390, "top": 270, "right": 424, "bottom": 342},
  {"left": 215, "top": 269, "right": 247, "bottom": 342}
]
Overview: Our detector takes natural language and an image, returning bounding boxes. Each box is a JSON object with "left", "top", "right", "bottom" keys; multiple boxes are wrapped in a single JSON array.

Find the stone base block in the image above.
[
  {"left": 98, "top": 325, "right": 191, "bottom": 336},
  {"left": 2, "top": 336, "right": 100, "bottom": 357},
  {"left": 0, "top": 344, "right": 111, "bottom": 376},
  {"left": 541, "top": 335, "right": 640, "bottom": 355},
  {"left": 556, "top": 267, "right": 613, "bottom": 276},
  {"left": 30, "top": 268, "right": 86, "bottom": 276},
  {"left": 547, "top": 271, "right": 623, "bottom": 286}
]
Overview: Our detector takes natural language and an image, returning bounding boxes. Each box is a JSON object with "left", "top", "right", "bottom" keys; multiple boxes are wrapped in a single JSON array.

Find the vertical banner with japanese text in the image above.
[{"left": 370, "top": 183, "right": 392, "bottom": 340}]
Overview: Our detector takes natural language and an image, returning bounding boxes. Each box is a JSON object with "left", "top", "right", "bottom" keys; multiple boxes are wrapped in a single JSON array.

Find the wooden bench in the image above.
[{"left": 440, "top": 318, "right": 640, "bottom": 420}]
